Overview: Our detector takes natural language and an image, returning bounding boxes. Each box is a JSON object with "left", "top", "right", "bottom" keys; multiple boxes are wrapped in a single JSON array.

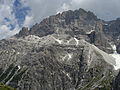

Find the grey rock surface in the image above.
[
  {"left": 15, "top": 8, "right": 113, "bottom": 54},
  {"left": 0, "top": 35, "right": 116, "bottom": 90},
  {"left": 0, "top": 8, "right": 120, "bottom": 90}
]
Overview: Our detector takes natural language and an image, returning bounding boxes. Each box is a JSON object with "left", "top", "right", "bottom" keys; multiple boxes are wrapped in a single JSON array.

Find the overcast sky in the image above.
[{"left": 0, "top": 0, "right": 120, "bottom": 39}]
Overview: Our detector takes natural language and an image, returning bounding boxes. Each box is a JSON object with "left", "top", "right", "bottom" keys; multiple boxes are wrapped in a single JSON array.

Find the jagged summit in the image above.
[
  {"left": 16, "top": 8, "right": 98, "bottom": 38},
  {"left": 15, "top": 8, "right": 113, "bottom": 54}
]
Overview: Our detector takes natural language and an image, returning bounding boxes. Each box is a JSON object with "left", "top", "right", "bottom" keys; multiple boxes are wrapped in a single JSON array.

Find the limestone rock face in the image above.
[
  {"left": 104, "top": 18, "right": 120, "bottom": 40},
  {"left": 113, "top": 71, "right": 120, "bottom": 90},
  {"left": 116, "top": 43, "right": 120, "bottom": 54},
  {"left": 0, "top": 35, "right": 115, "bottom": 90},
  {"left": 0, "top": 8, "right": 120, "bottom": 90},
  {"left": 16, "top": 8, "right": 113, "bottom": 54},
  {"left": 16, "top": 27, "right": 29, "bottom": 38},
  {"left": 103, "top": 18, "right": 120, "bottom": 53}
]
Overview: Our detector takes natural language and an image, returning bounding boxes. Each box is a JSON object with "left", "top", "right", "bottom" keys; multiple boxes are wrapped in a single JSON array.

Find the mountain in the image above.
[
  {"left": 0, "top": 8, "right": 120, "bottom": 90},
  {"left": 16, "top": 8, "right": 113, "bottom": 54}
]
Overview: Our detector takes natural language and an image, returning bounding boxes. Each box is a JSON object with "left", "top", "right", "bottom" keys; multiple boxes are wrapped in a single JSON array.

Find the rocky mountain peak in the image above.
[
  {"left": 16, "top": 27, "right": 29, "bottom": 37},
  {"left": 1, "top": 8, "right": 120, "bottom": 90},
  {"left": 16, "top": 8, "right": 98, "bottom": 38},
  {"left": 14, "top": 8, "right": 113, "bottom": 54}
]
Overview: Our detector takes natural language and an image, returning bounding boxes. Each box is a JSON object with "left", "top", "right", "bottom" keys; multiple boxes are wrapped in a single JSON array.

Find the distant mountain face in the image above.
[
  {"left": 16, "top": 8, "right": 115, "bottom": 54},
  {"left": 0, "top": 8, "right": 120, "bottom": 90},
  {"left": 103, "top": 18, "right": 120, "bottom": 53}
]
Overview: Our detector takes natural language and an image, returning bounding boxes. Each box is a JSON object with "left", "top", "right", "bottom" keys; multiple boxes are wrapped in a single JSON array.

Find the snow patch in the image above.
[
  {"left": 68, "top": 53, "right": 72, "bottom": 60},
  {"left": 52, "top": 37, "right": 63, "bottom": 44},
  {"left": 117, "top": 38, "right": 119, "bottom": 41},
  {"left": 91, "top": 44, "right": 116, "bottom": 68},
  {"left": 62, "top": 53, "right": 72, "bottom": 61},
  {"left": 67, "top": 40, "right": 70, "bottom": 44},
  {"left": 86, "top": 30, "right": 95, "bottom": 34},
  {"left": 104, "top": 23, "right": 108, "bottom": 26},
  {"left": 74, "top": 37, "right": 79, "bottom": 46},
  {"left": 18, "top": 65, "right": 21, "bottom": 70},
  {"left": 62, "top": 71, "right": 71, "bottom": 80},
  {"left": 109, "top": 44, "right": 120, "bottom": 70},
  {"left": 110, "top": 54, "right": 120, "bottom": 70},
  {"left": 17, "top": 52, "right": 20, "bottom": 54},
  {"left": 111, "top": 44, "right": 116, "bottom": 52}
]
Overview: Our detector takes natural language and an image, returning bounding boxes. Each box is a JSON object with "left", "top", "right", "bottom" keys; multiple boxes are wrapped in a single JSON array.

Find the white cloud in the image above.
[
  {"left": 68, "top": 0, "right": 120, "bottom": 20},
  {"left": 22, "top": 0, "right": 120, "bottom": 26},
  {"left": 0, "top": 25, "right": 20, "bottom": 39},
  {"left": 22, "top": 0, "right": 71, "bottom": 25},
  {"left": 0, "top": 0, "right": 17, "bottom": 24},
  {"left": 23, "top": 15, "right": 33, "bottom": 27},
  {"left": 56, "top": 3, "right": 70, "bottom": 14},
  {"left": 0, "top": 0, "right": 19, "bottom": 39}
]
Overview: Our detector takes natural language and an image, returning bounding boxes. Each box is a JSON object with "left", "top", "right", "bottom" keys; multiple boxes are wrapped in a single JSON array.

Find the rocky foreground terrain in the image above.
[{"left": 0, "top": 8, "right": 120, "bottom": 90}]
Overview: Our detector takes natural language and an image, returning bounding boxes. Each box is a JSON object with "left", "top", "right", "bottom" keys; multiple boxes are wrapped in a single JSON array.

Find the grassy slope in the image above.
[{"left": 0, "top": 83, "right": 16, "bottom": 90}]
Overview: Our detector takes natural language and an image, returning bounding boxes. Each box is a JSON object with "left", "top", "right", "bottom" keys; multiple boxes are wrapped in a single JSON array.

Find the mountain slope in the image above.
[
  {"left": 0, "top": 8, "right": 120, "bottom": 90},
  {"left": 0, "top": 36, "right": 116, "bottom": 90}
]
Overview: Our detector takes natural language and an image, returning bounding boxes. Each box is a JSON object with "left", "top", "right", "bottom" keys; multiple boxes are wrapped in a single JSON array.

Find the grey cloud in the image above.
[
  {"left": 22, "top": 0, "right": 71, "bottom": 26},
  {"left": 23, "top": 0, "right": 120, "bottom": 26}
]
